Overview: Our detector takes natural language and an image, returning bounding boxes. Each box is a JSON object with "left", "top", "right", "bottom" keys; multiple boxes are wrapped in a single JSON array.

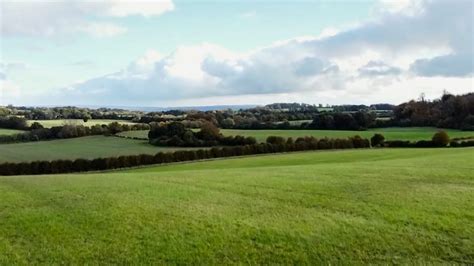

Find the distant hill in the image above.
[{"left": 79, "top": 105, "right": 258, "bottom": 112}]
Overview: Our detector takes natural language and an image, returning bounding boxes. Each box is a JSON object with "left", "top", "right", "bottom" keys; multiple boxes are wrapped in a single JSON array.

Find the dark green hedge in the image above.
[{"left": 0, "top": 136, "right": 370, "bottom": 176}]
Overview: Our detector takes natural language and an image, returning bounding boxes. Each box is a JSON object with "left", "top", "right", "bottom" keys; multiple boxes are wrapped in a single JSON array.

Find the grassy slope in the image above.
[
  {"left": 117, "top": 130, "right": 149, "bottom": 138},
  {"left": 0, "top": 136, "right": 185, "bottom": 163},
  {"left": 0, "top": 128, "right": 24, "bottom": 136},
  {"left": 222, "top": 127, "right": 474, "bottom": 142},
  {"left": 27, "top": 119, "right": 136, "bottom": 128},
  {"left": 119, "top": 127, "right": 474, "bottom": 142},
  {"left": 0, "top": 148, "right": 473, "bottom": 264}
]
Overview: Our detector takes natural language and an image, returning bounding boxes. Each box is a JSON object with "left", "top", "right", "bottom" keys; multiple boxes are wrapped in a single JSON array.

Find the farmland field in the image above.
[
  {"left": 27, "top": 119, "right": 137, "bottom": 128},
  {"left": 0, "top": 148, "right": 472, "bottom": 264},
  {"left": 222, "top": 127, "right": 474, "bottom": 142},
  {"left": 117, "top": 130, "right": 149, "bottom": 139},
  {"left": 0, "top": 136, "right": 186, "bottom": 163},
  {"left": 119, "top": 127, "right": 474, "bottom": 142},
  {"left": 0, "top": 128, "right": 24, "bottom": 136}
]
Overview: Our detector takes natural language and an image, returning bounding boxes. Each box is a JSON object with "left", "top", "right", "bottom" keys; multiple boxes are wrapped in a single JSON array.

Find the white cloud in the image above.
[
  {"left": 43, "top": 0, "right": 474, "bottom": 105},
  {"left": 0, "top": 0, "right": 174, "bottom": 37},
  {"left": 358, "top": 61, "right": 402, "bottom": 77},
  {"left": 78, "top": 22, "right": 127, "bottom": 37},
  {"left": 101, "top": 0, "right": 174, "bottom": 17},
  {"left": 374, "top": 0, "right": 424, "bottom": 16}
]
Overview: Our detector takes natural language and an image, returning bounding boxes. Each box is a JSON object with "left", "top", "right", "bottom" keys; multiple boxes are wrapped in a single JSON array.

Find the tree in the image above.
[
  {"left": 108, "top": 122, "right": 123, "bottom": 134},
  {"left": 83, "top": 115, "right": 91, "bottom": 122},
  {"left": 370, "top": 133, "right": 385, "bottom": 147},
  {"left": 432, "top": 131, "right": 450, "bottom": 147},
  {"left": 197, "top": 122, "right": 220, "bottom": 141},
  {"left": 30, "top": 122, "right": 44, "bottom": 130},
  {"left": 221, "top": 118, "right": 235, "bottom": 128}
]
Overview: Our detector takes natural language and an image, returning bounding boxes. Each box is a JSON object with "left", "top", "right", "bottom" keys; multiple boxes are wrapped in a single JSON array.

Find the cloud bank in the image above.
[
  {"left": 3, "top": 0, "right": 472, "bottom": 106},
  {"left": 0, "top": 0, "right": 174, "bottom": 37},
  {"left": 55, "top": 0, "right": 472, "bottom": 106}
]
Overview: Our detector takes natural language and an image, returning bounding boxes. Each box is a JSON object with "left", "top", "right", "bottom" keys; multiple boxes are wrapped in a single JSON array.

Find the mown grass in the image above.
[
  {"left": 0, "top": 136, "right": 185, "bottom": 163},
  {"left": 0, "top": 128, "right": 24, "bottom": 136},
  {"left": 0, "top": 148, "right": 473, "bottom": 264},
  {"left": 117, "top": 130, "right": 149, "bottom": 139},
  {"left": 27, "top": 119, "right": 136, "bottom": 128},
  {"left": 223, "top": 127, "right": 474, "bottom": 142},
  {"left": 119, "top": 127, "right": 474, "bottom": 142}
]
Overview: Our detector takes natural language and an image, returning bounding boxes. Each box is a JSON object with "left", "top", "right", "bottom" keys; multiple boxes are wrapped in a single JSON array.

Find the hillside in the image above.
[{"left": 0, "top": 148, "right": 472, "bottom": 264}]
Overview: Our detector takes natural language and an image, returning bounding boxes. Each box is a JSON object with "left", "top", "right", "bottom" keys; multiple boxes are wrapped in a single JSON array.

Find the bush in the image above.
[
  {"left": 0, "top": 116, "right": 28, "bottom": 130},
  {"left": 30, "top": 122, "right": 44, "bottom": 130},
  {"left": 266, "top": 136, "right": 286, "bottom": 145},
  {"left": 370, "top": 133, "right": 385, "bottom": 147},
  {"left": 432, "top": 131, "right": 450, "bottom": 147}
]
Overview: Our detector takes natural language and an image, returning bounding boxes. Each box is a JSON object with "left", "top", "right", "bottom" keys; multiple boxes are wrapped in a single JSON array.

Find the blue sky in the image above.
[{"left": 0, "top": 0, "right": 472, "bottom": 107}]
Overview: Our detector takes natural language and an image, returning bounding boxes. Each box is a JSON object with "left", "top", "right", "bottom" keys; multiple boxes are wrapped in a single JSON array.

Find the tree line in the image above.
[
  {"left": 0, "top": 116, "right": 29, "bottom": 130},
  {"left": 0, "top": 122, "right": 150, "bottom": 144},
  {"left": 390, "top": 92, "right": 474, "bottom": 130},
  {"left": 2, "top": 92, "right": 473, "bottom": 132},
  {"left": 0, "top": 106, "right": 144, "bottom": 121},
  {"left": 148, "top": 122, "right": 257, "bottom": 147}
]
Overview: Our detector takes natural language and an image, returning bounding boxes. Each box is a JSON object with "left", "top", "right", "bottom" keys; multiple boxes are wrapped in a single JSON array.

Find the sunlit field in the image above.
[
  {"left": 0, "top": 148, "right": 472, "bottom": 264},
  {"left": 0, "top": 128, "right": 25, "bottom": 136},
  {"left": 118, "top": 127, "right": 474, "bottom": 142},
  {"left": 0, "top": 136, "right": 187, "bottom": 163},
  {"left": 27, "top": 119, "right": 136, "bottom": 128}
]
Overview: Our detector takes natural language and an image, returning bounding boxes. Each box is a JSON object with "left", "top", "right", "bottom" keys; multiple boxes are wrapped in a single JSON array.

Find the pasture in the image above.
[
  {"left": 0, "top": 128, "right": 24, "bottom": 136},
  {"left": 0, "top": 148, "right": 473, "bottom": 264},
  {"left": 222, "top": 127, "right": 474, "bottom": 142},
  {"left": 119, "top": 127, "right": 474, "bottom": 142},
  {"left": 0, "top": 136, "right": 185, "bottom": 163},
  {"left": 117, "top": 130, "right": 149, "bottom": 139},
  {"left": 27, "top": 119, "right": 136, "bottom": 128}
]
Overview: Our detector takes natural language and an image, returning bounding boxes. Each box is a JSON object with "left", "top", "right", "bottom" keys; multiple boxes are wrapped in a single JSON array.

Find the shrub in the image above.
[
  {"left": 30, "top": 122, "right": 44, "bottom": 130},
  {"left": 370, "top": 133, "right": 385, "bottom": 147},
  {"left": 266, "top": 136, "right": 286, "bottom": 145},
  {"left": 414, "top": 140, "right": 435, "bottom": 147},
  {"left": 351, "top": 135, "right": 369, "bottom": 148},
  {"left": 432, "top": 131, "right": 450, "bottom": 147}
]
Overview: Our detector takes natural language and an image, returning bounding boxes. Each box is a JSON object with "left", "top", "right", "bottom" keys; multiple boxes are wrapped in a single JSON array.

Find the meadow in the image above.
[
  {"left": 223, "top": 127, "right": 474, "bottom": 142},
  {"left": 27, "top": 119, "right": 136, "bottom": 128},
  {"left": 0, "top": 148, "right": 472, "bottom": 264},
  {"left": 0, "top": 136, "right": 186, "bottom": 163},
  {"left": 118, "top": 127, "right": 474, "bottom": 142},
  {"left": 0, "top": 128, "right": 24, "bottom": 136}
]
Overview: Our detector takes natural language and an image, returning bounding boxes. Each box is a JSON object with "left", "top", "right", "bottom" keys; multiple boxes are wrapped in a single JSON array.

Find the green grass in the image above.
[
  {"left": 120, "top": 127, "right": 474, "bottom": 142},
  {"left": 0, "top": 128, "right": 24, "bottom": 136},
  {"left": 117, "top": 130, "right": 149, "bottom": 139},
  {"left": 27, "top": 119, "right": 136, "bottom": 128},
  {"left": 0, "top": 136, "right": 187, "bottom": 163},
  {"left": 222, "top": 127, "right": 474, "bottom": 142},
  {"left": 0, "top": 148, "right": 473, "bottom": 263}
]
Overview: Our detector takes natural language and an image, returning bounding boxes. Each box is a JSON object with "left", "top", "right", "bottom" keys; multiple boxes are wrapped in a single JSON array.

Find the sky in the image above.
[{"left": 0, "top": 0, "right": 473, "bottom": 107}]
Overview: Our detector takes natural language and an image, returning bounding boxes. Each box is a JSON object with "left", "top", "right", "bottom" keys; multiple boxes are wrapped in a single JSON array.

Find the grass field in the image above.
[
  {"left": 119, "top": 127, "right": 474, "bottom": 142},
  {"left": 117, "top": 130, "right": 149, "bottom": 139},
  {"left": 0, "top": 136, "right": 186, "bottom": 163},
  {"left": 223, "top": 127, "right": 474, "bottom": 142},
  {"left": 27, "top": 119, "right": 136, "bottom": 128},
  {"left": 0, "top": 148, "right": 472, "bottom": 263},
  {"left": 0, "top": 128, "right": 24, "bottom": 136}
]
